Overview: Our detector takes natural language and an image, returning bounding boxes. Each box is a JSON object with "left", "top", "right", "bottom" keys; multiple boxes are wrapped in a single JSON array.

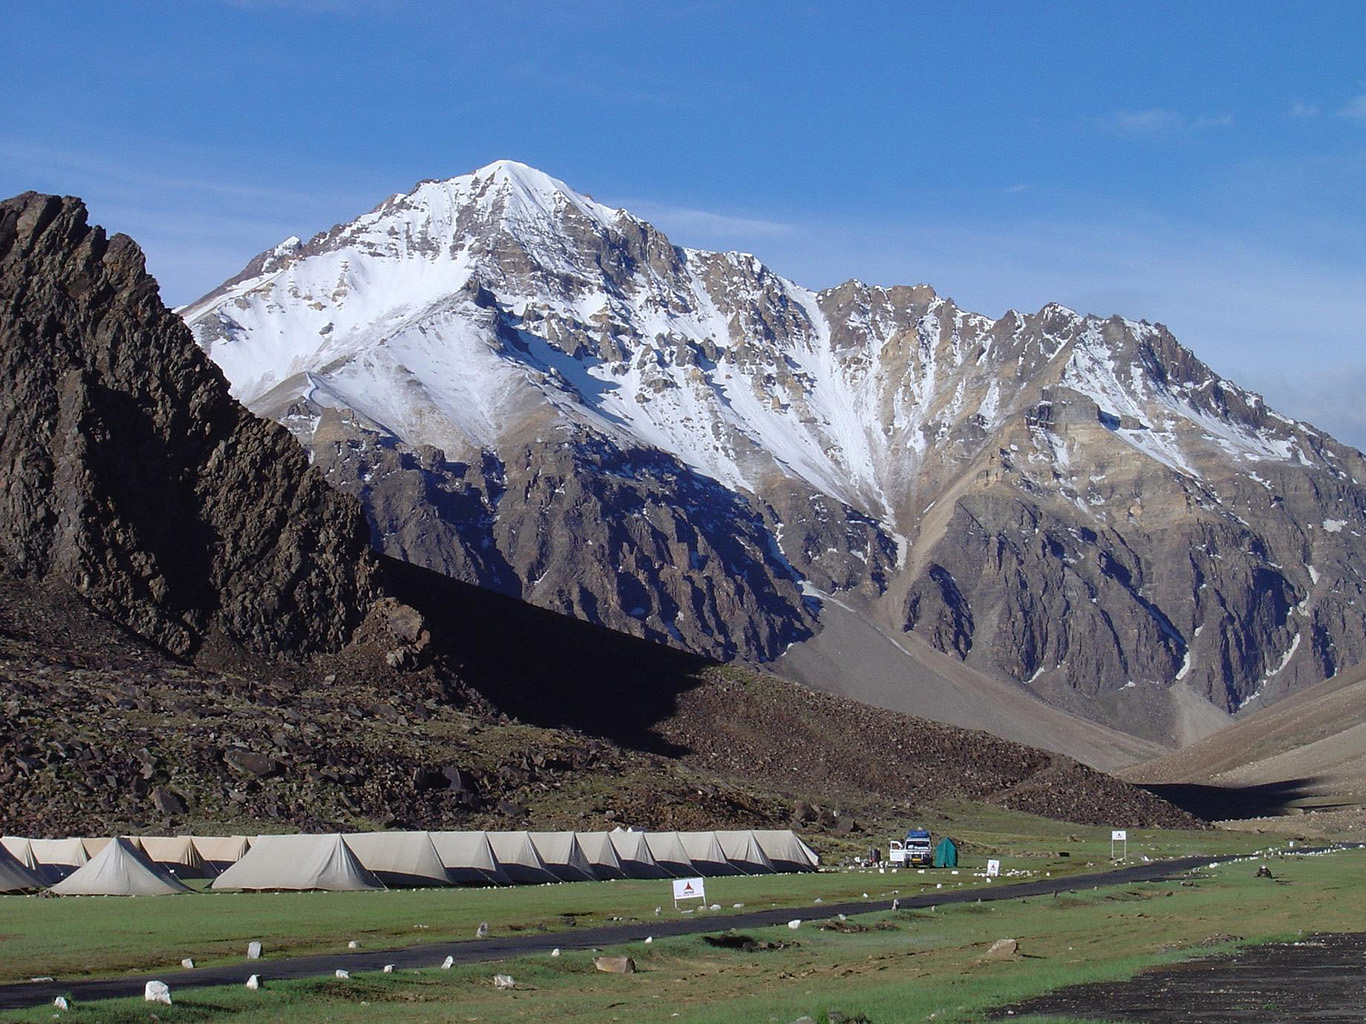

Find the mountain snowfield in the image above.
[{"left": 181, "top": 160, "right": 1366, "bottom": 755}]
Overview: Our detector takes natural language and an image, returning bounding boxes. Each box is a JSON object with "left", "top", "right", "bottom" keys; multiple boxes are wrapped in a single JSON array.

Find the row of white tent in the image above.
[{"left": 0, "top": 829, "right": 819, "bottom": 895}]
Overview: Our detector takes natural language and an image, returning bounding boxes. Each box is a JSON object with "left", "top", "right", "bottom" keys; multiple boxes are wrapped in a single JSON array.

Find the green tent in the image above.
[{"left": 932, "top": 836, "right": 958, "bottom": 868}]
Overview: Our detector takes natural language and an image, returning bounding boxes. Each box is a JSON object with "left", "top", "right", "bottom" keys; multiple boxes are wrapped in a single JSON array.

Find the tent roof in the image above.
[
  {"left": 344, "top": 832, "right": 451, "bottom": 887},
  {"left": 211, "top": 834, "right": 383, "bottom": 892},
  {"left": 190, "top": 836, "right": 251, "bottom": 867},
  {"left": 486, "top": 831, "right": 558, "bottom": 884},
  {"left": 139, "top": 836, "right": 216, "bottom": 878},
  {"left": 27, "top": 837, "right": 89, "bottom": 867},
  {"left": 606, "top": 829, "right": 672, "bottom": 879},
  {"left": 527, "top": 832, "right": 597, "bottom": 882},
  {"left": 677, "top": 831, "right": 740, "bottom": 874},
  {"left": 751, "top": 830, "right": 820, "bottom": 871},
  {"left": 641, "top": 831, "right": 698, "bottom": 877},
  {"left": 715, "top": 830, "right": 776, "bottom": 874},
  {"left": 429, "top": 831, "right": 509, "bottom": 886},
  {"left": 0, "top": 842, "right": 46, "bottom": 892},
  {"left": 1, "top": 837, "right": 44, "bottom": 874},
  {"left": 574, "top": 832, "right": 626, "bottom": 879},
  {"left": 50, "top": 837, "right": 191, "bottom": 896}
]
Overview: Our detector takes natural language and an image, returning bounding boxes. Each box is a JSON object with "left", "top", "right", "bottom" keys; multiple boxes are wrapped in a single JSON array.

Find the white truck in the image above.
[{"left": 888, "top": 828, "right": 933, "bottom": 867}]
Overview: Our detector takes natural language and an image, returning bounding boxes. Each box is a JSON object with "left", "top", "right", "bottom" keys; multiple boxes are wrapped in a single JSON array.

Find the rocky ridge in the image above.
[
  {"left": 180, "top": 161, "right": 1366, "bottom": 740},
  {"left": 0, "top": 193, "right": 377, "bottom": 657}
]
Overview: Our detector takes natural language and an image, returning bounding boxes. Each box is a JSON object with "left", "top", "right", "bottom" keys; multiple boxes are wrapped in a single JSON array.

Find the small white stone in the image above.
[
  {"left": 52, "top": 997, "right": 69, "bottom": 1011},
  {"left": 247, "top": 941, "right": 262, "bottom": 959},
  {"left": 382, "top": 964, "right": 394, "bottom": 974},
  {"left": 144, "top": 981, "right": 172, "bottom": 1005},
  {"left": 335, "top": 970, "right": 349, "bottom": 980},
  {"left": 347, "top": 940, "right": 360, "bottom": 950},
  {"left": 181, "top": 958, "right": 194, "bottom": 969},
  {"left": 245, "top": 975, "right": 260, "bottom": 991},
  {"left": 442, "top": 955, "right": 454, "bottom": 969},
  {"left": 644, "top": 936, "right": 653, "bottom": 944},
  {"left": 551, "top": 948, "right": 560, "bottom": 957},
  {"left": 493, "top": 973, "right": 515, "bottom": 990},
  {"left": 787, "top": 919, "right": 801, "bottom": 930}
]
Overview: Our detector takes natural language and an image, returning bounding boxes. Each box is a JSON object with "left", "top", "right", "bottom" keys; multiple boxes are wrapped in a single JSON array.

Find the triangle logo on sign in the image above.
[{"left": 683, "top": 883, "right": 694, "bottom": 893}]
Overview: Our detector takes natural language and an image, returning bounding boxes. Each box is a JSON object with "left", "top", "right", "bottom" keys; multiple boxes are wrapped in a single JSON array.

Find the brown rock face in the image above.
[{"left": 0, "top": 193, "right": 377, "bottom": 656}]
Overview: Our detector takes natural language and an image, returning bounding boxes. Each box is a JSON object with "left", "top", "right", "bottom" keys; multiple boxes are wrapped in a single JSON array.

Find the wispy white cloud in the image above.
[
  {"left": 1005, "top": 183, "right": 1033, "bottom": 194},
  {"left": 1338, "top": 95, "right": 1366, "bottom": 120},
  {"left": 1104, "top": 109, "right": 1234, "bottom": 134},
  {"left": 1289, "top": 100, "right": 1320, "bottom": 118},
  {"left": 620, "top": 200, "right": 795, "bottom": 241}
]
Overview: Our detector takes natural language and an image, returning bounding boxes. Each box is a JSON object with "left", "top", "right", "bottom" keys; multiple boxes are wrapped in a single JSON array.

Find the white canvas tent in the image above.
[
  {"left": 641, "top": 831, "right": 697, "bottom": 878},
  {"left": 678, "top": 831, "right": 741, "bottom": 875},
  {"left": 1, "top": 837, "right": 53, "bottom": 883},
  {"left": 51, "top": 836, "right": 191, "bottom": 896},
  {"left": 715, "top": 830, "right": 776, "bottom": 874},
  {"left": 80, "top": 837, "right": 107, "bottom": 858},
  {"left": 575, "top": 831, "right": 627, "bottom": 880},
  {"left": 191, "top": 835, "right": 251, "bottom": 871},
  {"left": 752, "top": 830, "right": 819, "bottom": 872},
  {"left": 344, "top": 831, "right": 451, "bottom": 887},
  {"left": 26, "top": 837, "right": 88, "bottom": 881},
  {"left": 606, "top": 829, "right": 671, "bottom": 879},
  {"left": 139, "top": 836, "right": 216, "bottom": 879},
  {"left": 0, "top": 842, "right": 46, "bottom": 892},
  {"left": 486, "top": 831, "right": 558, "bottom": 885},
  {"left": 211, "top": 834, "right": 383, "bottom": 892},
  {"left": 528, "top": 832, "right": 597, "bottom": 882},
  {"left": 429, "top": 832, "right": 509, "bottom": 886}
]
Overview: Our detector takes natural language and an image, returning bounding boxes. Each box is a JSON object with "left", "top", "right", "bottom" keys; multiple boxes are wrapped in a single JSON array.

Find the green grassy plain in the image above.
[{"left": 0, "top": 806, "right": 1345, "bottom": 1023}]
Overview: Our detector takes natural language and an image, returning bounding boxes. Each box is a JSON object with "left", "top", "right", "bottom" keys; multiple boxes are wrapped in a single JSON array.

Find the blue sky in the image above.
[{"left": 4, "top": 1, "right": 1365, "bottom": 446}]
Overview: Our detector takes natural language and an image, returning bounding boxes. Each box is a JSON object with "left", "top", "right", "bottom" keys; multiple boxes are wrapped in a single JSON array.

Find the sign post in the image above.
[
  {"left": 1111, "top": 829, "right": 1128, "bottom": 861},
  {"left": 672, "top": 877, "right": 706, "bottom": 909}
]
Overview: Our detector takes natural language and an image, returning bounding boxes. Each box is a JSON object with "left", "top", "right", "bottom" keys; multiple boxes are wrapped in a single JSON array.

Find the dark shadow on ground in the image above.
[
  {"left": 991, "top": 932, "right": 1366, "bottom": 1023},
  {"left": 379, "top": 555, "right": 711, "bottom": 755},
  {"left": 1138, "top": 778, "right": 1344, "bottom": 820}
]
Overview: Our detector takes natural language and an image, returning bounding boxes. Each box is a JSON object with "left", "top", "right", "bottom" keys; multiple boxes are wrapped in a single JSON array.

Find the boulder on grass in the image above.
[{"left": 986, "top": 938, "right": 1018, "bottom": 959}]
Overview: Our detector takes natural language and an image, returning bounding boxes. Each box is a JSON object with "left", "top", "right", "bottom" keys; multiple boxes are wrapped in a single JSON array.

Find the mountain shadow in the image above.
[
  {"left": 380, "top": 555, "right": 710, "bottom": 754},
  {"left": 1138, "top": 778, "right": 1343, "bottom": 820}
]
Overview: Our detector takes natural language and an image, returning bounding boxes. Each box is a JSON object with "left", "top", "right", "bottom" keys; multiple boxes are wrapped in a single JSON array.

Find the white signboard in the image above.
[
  {"left": 1110, "top": 829, "right": 1128, "bottom": 860},
  {"left": 985, "top": 859, "right": 1000, "bottom": 877},
  {"left": 672, "top": 877, "right": 706, "bottom": 906}
]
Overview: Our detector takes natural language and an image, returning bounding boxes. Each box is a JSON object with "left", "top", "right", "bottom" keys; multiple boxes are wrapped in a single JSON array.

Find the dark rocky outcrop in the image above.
[{"left": 0, "top": 193, "right": 377, "bottom": 657}]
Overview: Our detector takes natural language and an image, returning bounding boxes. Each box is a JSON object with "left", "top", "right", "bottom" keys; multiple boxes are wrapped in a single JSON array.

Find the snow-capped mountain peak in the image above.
[{"left": 180, "top": 162, "right": 1366, "bottom": 732}]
